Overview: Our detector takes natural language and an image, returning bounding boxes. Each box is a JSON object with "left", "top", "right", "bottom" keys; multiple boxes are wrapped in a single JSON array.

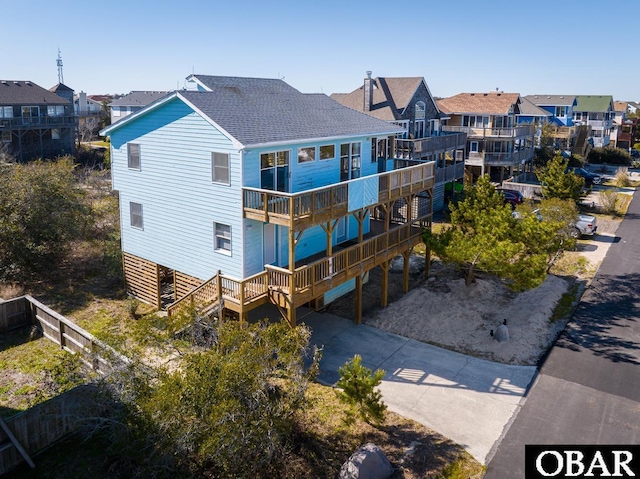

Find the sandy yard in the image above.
[
  {"left": 366, "top": 268, "right": 570, "bottom": 365},
  {"left": 325, "top": 216, "right": 621, "bottom": 366}
]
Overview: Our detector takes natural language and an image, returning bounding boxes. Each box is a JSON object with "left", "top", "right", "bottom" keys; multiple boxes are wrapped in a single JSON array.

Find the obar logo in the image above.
[{"left": 525, "top": 446, "right": 640, "bottom": 478}]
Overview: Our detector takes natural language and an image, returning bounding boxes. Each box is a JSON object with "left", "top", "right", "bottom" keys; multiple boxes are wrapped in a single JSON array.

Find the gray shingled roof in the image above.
[
  {"left": 178, "top": 88, "right": 403, "bottom": 146},
  {"left": 49, "top": 83, "right": 74, "bottom": 93},
  {"left": 0, "top": 80, "right": 70, "bottom": 105},
  {"left": 524, "top": 94, "right": 576, "bottom": 106},
  {"left": 518, "top": 97, "right": 553, "bottom": 117},
  {"left": 190, "top": 74, "right": 300, "bottom": 94},
  {"left": 109, "top": 91, "right": 169, "bottom": 107}
]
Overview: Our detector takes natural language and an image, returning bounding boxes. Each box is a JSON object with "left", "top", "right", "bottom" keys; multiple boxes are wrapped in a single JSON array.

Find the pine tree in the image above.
[{"left": 335, "top": 354, "right": 387, "bottom": 426}]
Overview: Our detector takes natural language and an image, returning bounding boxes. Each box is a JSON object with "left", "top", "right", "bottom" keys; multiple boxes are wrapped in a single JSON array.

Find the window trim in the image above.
[
  {"left": 319, "top": 144, "right": 335, "bottom": 161},
  {"left": 127, "top": 143, "right": 141, "bottom": 170},
  {"left": 212, "top": 151, "right": 230, "bottom": 185},
  {"left": 214, "top": 222, "right": 232, "bottom": 255},
  {"left": 130, "top": 202, "right": 143, "bottom": 230},
  {"left": 297, "top": 146, "right": 316, "bottom": 164}
]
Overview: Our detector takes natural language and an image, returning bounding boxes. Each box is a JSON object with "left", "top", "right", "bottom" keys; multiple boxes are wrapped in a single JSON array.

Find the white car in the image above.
[{"left": 573, "top": 214, "right": 597, "bottom": 237}]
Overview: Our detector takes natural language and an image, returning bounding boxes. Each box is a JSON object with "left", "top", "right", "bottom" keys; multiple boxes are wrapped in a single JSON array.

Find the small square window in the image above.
[
  {"left": 128, "top": 143, "right": 140, "bottom": 170},
  {"left": 130, "top": 202, "right": 143, "bottom": 229},
  {"left": 212, "top": 152, "right": 230, "bottom": 184},
  {"left": 320, "top": 145, "right": 335, "bottom": 160},
  {"left": 214, "top": 223, "right": 231, "bottom": 254},
  {"left": 51, "top": 129, "right": 60, "bottom": 140},
  {"left": 298, "top": 146, "right": 315, "bottom": 163}
]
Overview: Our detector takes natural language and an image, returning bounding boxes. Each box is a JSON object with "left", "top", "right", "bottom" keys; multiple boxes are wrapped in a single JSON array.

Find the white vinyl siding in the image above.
[{"left": 212, "top": 152, "right": 230, "bottom": 184}]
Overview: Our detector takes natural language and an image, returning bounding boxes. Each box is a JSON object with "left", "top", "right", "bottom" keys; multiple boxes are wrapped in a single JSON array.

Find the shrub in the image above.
[
  {"left": 599, "top": 189, "right": 619, "bottom": 215},
  {"left": 615, "top": 167, "right": 631, "bottom": 187},
  {"left": 587, "top": 147, "right": 631, "bottom": 166},
  {"left": 336, "top": 354, "right": 387, "bottom": 426}
]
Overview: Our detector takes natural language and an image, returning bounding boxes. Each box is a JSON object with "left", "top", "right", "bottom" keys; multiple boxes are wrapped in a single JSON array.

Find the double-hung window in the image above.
[
  {"left": 130, "top": 202, "right": 143, "bottom": 229},
  {"left": 214, "top": 223, "right": 231, "bottom": 254},
  {"left": 212, "top": 152, "right": 230, "bottom": 184},
  {"left": 128, "top": 143, "right": 140, "bottom": 170}
]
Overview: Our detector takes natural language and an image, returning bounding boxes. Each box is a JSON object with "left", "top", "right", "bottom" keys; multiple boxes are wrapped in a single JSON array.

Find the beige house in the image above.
[{"left": 437, "top": 92, "right": 535, "bottom": 182}]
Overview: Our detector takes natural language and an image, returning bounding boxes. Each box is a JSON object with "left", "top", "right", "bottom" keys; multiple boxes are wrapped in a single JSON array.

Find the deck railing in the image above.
[
  {"left": 243, "top": 161, "right": 434, "bottom": 230},
  {"left": 442, "top": 124, "right": 535, "bottom": 138},
  {"left": 168, "top": 222, "right": 425, "bottom": 316},
  {"left": 435, "top": 162, "right": 465, "bottom": 183},
  {"left": 395, "top": 132, "right": 467, "bottom": 158},
  {"left": 465, "top": 147, "right": 535, "bottom": 165},
  {"left": 0, "top": 116, "right": 77, "bottom": 128}
]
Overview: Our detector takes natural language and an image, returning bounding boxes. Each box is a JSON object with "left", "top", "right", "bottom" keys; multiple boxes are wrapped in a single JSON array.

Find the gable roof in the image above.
[
  {"left": 109, "top": 91, "right": 169, "bottom": 107},
  {"left": 518, "top": 97, "right": 553, "bottom": 117},
  {"left": 614, "top": 101, "right": 628, "bottom": 112},
  {"left": 0, "top": 80, "right": 70, "bottom": 105},
  {"left": 102, "top": 76, "right": 403, "bottom": 147},
  {"left": 49, "top": 83, "right": 74, "bottom": 93},
  {"left": 524, "top": 94, "right": 576, "bottom": 106},
  {"left": 437, "top": 92, "right": 521, "bottom": 115},
  {"left": 574, "top": 95, "right": 613, "bottom": 113},
  {"left": 187, "top": 74, "right": 300, "bottom": 95},
  {"left": 330, "top": 77, "right": 426, "bottom": 121}
]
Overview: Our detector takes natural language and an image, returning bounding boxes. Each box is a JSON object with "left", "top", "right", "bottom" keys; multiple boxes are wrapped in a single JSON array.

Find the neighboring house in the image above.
[
  {"left": 523, "top": 95, "right": 577, "bottom": 126},
  {"left": 437, "top": 92, "right": 535, "bottom": 182},
  {"left": 626, "top": 101, "right": 640, "bottom": 115},
  {"left": 74, "top": 92, "right": 106, "bottom": 116},
  {"left": 329, "top": 72, "right": 467, "bottom": 211},
  {"left": 516, "top": 97, "right": 553, "bottom": 127},
  {"left": 611, "top": 101, "right": 629, "bottom": 149},
  {"left": 573, "top": 95, "right": 614, "bottom": 148},
  {"left": 0, "top": 80, "right": 76, "bottom": 161},
  {"left": 100, "top": 75, "right": 435, "bottom": 326},
  {"left": 108, "top": 91, "right": 168, "bottom": 124}
]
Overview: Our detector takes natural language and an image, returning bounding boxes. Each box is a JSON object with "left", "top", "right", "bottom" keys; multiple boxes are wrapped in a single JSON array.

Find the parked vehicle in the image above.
[
  {"left": 573, "top": 214, "right": 597, "bottom": 237},
  {"left": 497, "top": 188, "right": 524, "bottom": 208},
  {"left": 568, "top": 167, "right": 602, "bottom": 187},
  {"left": 512, "top": 209, "right": 597, "bottom": 238}
]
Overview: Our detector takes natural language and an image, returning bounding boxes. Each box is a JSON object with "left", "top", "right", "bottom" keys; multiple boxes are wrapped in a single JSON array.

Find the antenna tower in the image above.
[{"left": 56, "top": 49, "right": 64, "bottom": 84}]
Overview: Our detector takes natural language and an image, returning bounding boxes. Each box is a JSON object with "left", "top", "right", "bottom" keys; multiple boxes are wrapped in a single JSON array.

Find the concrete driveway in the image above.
[{"left": 300, "top": 311, "right": 536, "bottom": 464}]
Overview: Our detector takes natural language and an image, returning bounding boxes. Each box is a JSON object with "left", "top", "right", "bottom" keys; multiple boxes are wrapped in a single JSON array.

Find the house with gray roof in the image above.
[
  {"left": 100, "top": 75, "right": 434, "bottom": 325},
  {"left": 330, "top": 72, "right": 467, "bottom": 211},
  {"left": 0, "top": 80, "right": 76, "bottom": 161},
  {"left": 108, "top": 90, "right": 168, "bottom": 124}
]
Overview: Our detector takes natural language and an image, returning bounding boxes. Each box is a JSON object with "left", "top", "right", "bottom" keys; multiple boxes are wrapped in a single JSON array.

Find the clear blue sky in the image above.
[{"left": 7, "top": 0, "right": 640, "bottom": 100}]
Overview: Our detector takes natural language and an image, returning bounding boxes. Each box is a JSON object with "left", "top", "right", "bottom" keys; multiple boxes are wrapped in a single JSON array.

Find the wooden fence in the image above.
[
  {"left": 0, "top": 296, "right": 128, "bottom": 473},
  {"left": 0, "top": 385, "right": 100, "bottom": 475}
]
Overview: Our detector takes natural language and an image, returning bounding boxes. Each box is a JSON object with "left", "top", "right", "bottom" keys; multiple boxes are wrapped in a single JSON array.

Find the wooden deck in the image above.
[{"left": 243, "top": 161, "right": 435, "bottom": 231}]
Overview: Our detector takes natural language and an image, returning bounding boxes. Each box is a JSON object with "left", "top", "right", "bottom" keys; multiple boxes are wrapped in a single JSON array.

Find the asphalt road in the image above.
[{"left": 485, "top": 192, "right": 640, "bottom": 478}]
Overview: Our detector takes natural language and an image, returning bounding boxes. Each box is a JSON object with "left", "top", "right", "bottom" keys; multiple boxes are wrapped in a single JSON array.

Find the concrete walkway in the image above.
[{"left": 300, "top": 311, "right": 536, "bottom": 464}]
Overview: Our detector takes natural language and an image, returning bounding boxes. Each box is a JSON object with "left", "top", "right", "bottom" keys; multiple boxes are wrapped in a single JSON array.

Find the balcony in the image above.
[
  {"left": 168, "top": 221, "right": 424, "bottom": 318},
  {"left": 465, "top": 147, "right": 535, "bottom": 166},
  {"left": 435, "top": 162, "right": 465, "bottom": 183},
  {"left": 442, "top": 124, "right": 535, "bottom": 139},
  {"left": 588, "top": 119, "right": 613, "bottom": 129},
  {"left": 243, "top": 161, "right": 435, "bottom": 232},
  {"left": 0, "top": 116, "right": 77, "bottom": 128},
  {"left": 395, "top": 132, "right": 467, "bottom": 159}
]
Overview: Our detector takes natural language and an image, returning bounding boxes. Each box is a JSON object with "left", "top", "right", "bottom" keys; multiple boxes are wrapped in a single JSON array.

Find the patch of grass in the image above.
[
  {"left": 550, "top": 283, "right": 581, "bottom": 323},
  {"left": 549, "top": 252, "right": 593, "bottom": 278},
  {"left": 439, "top": 457, "right": 486, "bottom": 478}
]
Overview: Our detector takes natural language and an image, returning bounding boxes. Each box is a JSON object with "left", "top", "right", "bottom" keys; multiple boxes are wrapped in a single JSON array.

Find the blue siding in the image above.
[
  {"left": 243, "top": 136, "right": 377, "bottom": 191},
  {"left": 110, "top": 97, "right": 244, "bottom": 280}
]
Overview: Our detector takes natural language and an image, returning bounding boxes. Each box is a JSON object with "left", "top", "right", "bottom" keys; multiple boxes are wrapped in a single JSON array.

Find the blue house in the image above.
[
  {"left": 523, "top": 95, "right": 577, "bottom": 126},
  {"left": 100, "top": 75, "right": 435, "bottom": 325}
]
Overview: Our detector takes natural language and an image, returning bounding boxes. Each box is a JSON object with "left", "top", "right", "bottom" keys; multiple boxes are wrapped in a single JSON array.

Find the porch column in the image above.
[
  {"left": 402, "top": 249, "right": 411, "bottom": 293},
  {"left": 380, "top": 261, "right": 390, "bottom": 308},
  {"left": 355, "top": 273, "right": 363, "bottom": 325},
  {"left": 288, "top": 226, "right": 296, "bottom": 328}
]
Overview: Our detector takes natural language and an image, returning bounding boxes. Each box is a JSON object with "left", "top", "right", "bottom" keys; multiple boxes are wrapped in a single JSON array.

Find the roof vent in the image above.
[
  {"left": 559, "top": 96, "right": 564, "bottom": 98},
  {"left": 13, "top": 81, "right": 19, "bottom": 85},
  {"left": 1, "top": 81, "right": 7, "bottom": 85},
  {"left": 25, "top": 81, "right": 31, "bottom": 85},
  {"left": 546, "top": 96, "right": 550, "bottom": 99}
]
